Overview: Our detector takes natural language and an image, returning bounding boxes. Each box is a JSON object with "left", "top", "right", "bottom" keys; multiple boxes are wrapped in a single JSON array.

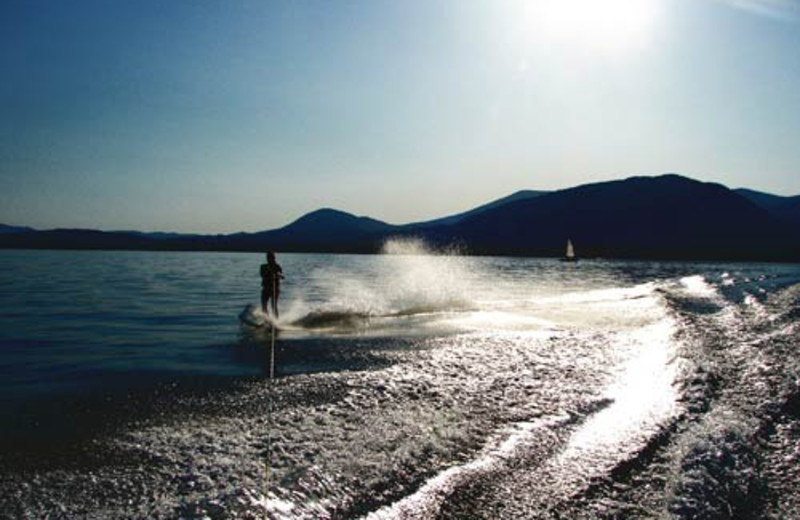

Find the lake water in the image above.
[{"left": 1, "top": 243, "right": 799, "bottom": 519}]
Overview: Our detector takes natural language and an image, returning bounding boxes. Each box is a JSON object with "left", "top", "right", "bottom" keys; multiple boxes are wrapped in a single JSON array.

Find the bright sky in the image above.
[{"left": 1, "top": 0, "right": 799, "bottom": 232}]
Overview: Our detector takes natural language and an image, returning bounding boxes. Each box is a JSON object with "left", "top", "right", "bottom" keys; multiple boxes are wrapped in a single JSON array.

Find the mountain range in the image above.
[{"left": 1, "top": 174, "right": 798, "bottom": 261}]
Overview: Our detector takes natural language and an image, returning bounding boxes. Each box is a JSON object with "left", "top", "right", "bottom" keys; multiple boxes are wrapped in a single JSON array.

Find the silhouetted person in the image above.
[{"left": 260, "top": 251, "right": 284, "bottom": 318}]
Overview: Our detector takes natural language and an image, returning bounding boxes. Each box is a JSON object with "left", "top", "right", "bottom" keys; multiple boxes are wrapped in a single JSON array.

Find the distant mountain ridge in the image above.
[
  {"left": 734, "top": 188, "right": 800, "bottom": 227},
  {"left": 279, "top": 208, "right": 396, "bottom": 236},
  {"left": 2, "top": 174, "right": 798, "bottom": 261},
  {"left": 0, "top": 224, "right": 35, "bottom": 234},
  {"left": 407, "top": 190, "right": 547, "bottom": 228},
  {"left": 436, "top": 174, "right": 791, "bottom": 259}
]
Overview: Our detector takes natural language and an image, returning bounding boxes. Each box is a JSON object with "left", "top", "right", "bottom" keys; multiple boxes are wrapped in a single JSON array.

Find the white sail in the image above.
[{"left": 566, "top": 239, "right": 575, "bottom": 259}]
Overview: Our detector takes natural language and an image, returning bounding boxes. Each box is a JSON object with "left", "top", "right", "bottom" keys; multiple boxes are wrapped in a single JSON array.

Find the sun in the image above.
[{"left": 523, "top": 0, "right": 659, "bottom": 54}]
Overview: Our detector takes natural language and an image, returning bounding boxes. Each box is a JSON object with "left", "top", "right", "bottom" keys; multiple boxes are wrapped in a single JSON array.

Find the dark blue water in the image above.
[{"left": 0, "top": 251, "right": 255, "bottom": 404}]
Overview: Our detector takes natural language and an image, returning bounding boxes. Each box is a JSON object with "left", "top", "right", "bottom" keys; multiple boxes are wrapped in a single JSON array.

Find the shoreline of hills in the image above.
[{"left": 2, "top": 174, "right": 799, "bottom": 262}]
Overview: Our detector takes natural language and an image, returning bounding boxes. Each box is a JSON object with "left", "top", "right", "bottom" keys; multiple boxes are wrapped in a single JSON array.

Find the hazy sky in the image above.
[{"left": 2, "top": 0, "right": 799, "bottom": 232}]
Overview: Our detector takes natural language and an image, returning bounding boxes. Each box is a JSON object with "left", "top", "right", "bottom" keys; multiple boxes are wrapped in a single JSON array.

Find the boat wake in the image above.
[
  {"left": 337, "top": 272, "right": 800, "bottom": 519},
  {"left": 4, "top": 250, "right": 800, "bottom": 520}
]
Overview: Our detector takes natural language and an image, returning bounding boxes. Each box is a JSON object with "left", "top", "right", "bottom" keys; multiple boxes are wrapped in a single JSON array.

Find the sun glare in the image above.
[{"left": 524, "top": 0, "right": 659, "bottom": 54}]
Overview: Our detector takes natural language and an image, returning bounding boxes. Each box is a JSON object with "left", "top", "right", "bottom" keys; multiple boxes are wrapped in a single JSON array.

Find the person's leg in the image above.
[
  {"left": 261, "top": 290, "right": 269, "bottom": 314},
  {"left": 271, "top": 288, "right": 280, "bottom": 318}
]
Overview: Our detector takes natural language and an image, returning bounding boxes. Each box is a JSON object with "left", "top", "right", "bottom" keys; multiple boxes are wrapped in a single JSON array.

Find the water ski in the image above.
[{"left": 239, "top": 304, "right": 277, "bottom": 329}]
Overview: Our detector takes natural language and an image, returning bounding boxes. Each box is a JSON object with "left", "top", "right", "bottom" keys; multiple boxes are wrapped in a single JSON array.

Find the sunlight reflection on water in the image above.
[{"left": 554, "top": 318, "right": 680, "bottom": 484}]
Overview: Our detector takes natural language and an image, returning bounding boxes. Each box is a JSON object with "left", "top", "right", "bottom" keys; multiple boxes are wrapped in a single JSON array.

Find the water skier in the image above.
[{"left": 260, "top": 251, "right": 284, "bottom": 318}]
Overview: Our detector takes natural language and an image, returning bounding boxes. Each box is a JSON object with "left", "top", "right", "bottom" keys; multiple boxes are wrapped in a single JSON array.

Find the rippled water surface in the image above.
[{"left": 1, "top": 246, "right": 799, "bottom": 519}]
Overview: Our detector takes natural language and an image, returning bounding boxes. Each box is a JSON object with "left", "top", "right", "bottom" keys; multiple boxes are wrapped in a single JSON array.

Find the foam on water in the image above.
[
  {"left": 272, "top": 243, "right": 672, "bottom": 337},
  {"left": 263, "top": 239, "right": 485, "bottom": 337},
  {"left": 679, "top": 274, "right": 718, "bottom": 297},
  {"left": 363, "top": 414, "right": 573, "bottom": 520},
  {"left": 362, "top": 289, "right": 681, "bottom": 518},
  {"left": 538, "top": 282, "right": 656, "bottom": 304}
]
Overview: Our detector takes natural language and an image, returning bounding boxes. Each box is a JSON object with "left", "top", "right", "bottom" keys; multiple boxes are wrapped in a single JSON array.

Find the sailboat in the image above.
[{"left": 561, "top": 239, "right": 577, "bottom": 262}]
